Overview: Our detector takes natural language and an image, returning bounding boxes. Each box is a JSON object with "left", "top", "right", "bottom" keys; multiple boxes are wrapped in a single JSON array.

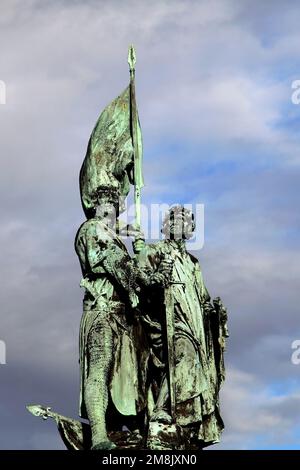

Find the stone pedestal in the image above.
[
  {"left": 146, "top": 421, "right": 204, "bottom": 450},
  {"left": 146, "top": 422, "right": 186, "bottom": 450}
]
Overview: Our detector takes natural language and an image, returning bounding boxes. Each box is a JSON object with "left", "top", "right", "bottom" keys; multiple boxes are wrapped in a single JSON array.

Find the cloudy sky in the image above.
[{"left": 0, "top": 0, "right": 300, "bottom": 450}]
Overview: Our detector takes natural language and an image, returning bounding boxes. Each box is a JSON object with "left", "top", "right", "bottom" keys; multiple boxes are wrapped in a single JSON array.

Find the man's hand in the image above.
[
  {"left": 133, "top": 238, "right": 145, "bottom": 254},
  {"left": 157, "top": 254, "right": 174, "bottom": 285},
  {"left": 127, "top": 224, "right": 144, "bottom": 237},
  {"left": 122, "top": 224, "right": 145, "bottom": 254},
  {"left": 119, "top": 223, "right": 144, "bottom": 238}
]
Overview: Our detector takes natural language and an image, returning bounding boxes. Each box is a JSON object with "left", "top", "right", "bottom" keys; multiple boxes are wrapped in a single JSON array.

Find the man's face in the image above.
[
  {"left": 168, "top": 213, "right": 185, "bottom": 240},
  {"left": 96, "top": 201, "right": 118, "bottom": 226},
  {"left": 164, "top": 209, "right": 195, "bottom": 240}
]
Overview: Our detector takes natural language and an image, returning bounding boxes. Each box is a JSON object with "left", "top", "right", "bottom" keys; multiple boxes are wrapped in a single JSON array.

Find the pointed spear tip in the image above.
[
  {"left": 128, "top": 44, "right": 136, "bottom": 71},
  {"left": 26, "top": 404, "right": 50, "bottom": 418}
]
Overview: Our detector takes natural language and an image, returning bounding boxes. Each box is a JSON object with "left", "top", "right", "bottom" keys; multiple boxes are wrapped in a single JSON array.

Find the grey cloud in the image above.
[
  {"left": 0, "top": 0, "right": 299, "bottom": 449},
  {"left": 218, "top": 367, "right": 300, "bottom": 449}
]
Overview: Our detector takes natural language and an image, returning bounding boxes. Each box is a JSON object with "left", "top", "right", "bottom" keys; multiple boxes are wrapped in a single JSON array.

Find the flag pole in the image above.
[{"left": 128, "top": 45, "right": 143, "bottom": 230}]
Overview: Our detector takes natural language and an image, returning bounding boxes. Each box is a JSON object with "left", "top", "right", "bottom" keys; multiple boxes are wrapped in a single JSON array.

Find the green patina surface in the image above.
[{"left": 27, "top": 47, "right": 228, "bottom": 451}]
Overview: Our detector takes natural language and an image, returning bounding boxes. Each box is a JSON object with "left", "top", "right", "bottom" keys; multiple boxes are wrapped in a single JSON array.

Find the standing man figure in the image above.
[
  {"left": 75, "top": 190, "right": 172, "bottom": 450},
  {"left": 134, "top": 205, "right": 228, "bottom": 447}
]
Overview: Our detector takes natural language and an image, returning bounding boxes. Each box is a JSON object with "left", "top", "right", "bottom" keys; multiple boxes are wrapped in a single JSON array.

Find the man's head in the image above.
[
  {"left": 94, "top": 187, "right": 124, "bottom": 228},
  {"left": 161, "top": 205, "right": 195, "bottom": 241}
]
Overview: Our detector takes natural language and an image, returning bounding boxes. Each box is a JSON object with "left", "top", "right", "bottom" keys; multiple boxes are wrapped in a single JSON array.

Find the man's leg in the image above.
[
  {"left": 84, "top": 319, "right": 116, "bottom": 449},
  {"left": 150, "top": 373, "right": 172, "bottom": 424}
]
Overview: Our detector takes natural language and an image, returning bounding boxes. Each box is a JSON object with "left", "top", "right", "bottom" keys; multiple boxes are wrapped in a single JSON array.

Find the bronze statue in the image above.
[{"left": 27, "top": 47, "right": 228, "bottom": 451}]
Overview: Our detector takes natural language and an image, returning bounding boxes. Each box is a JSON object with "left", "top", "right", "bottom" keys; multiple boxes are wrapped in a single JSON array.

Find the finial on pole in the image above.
[{"left": 128, "top": 45, "right": 136, "bottom": 75}]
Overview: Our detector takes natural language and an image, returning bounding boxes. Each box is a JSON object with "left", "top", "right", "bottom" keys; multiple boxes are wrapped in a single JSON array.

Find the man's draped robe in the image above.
[{"left": 138, "top": 240, "right": 225, "bottom": 445}]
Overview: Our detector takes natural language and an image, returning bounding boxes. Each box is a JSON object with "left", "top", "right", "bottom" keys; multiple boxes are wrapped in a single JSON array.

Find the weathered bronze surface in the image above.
[{"left": 27, "top": 47, "right": 228, "bottom": 451}]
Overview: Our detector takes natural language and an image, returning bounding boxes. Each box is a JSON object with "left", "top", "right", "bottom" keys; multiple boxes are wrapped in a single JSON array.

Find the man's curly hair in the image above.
[{"left": 90, "top": 186, "right": 125, "bottom": 217}]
